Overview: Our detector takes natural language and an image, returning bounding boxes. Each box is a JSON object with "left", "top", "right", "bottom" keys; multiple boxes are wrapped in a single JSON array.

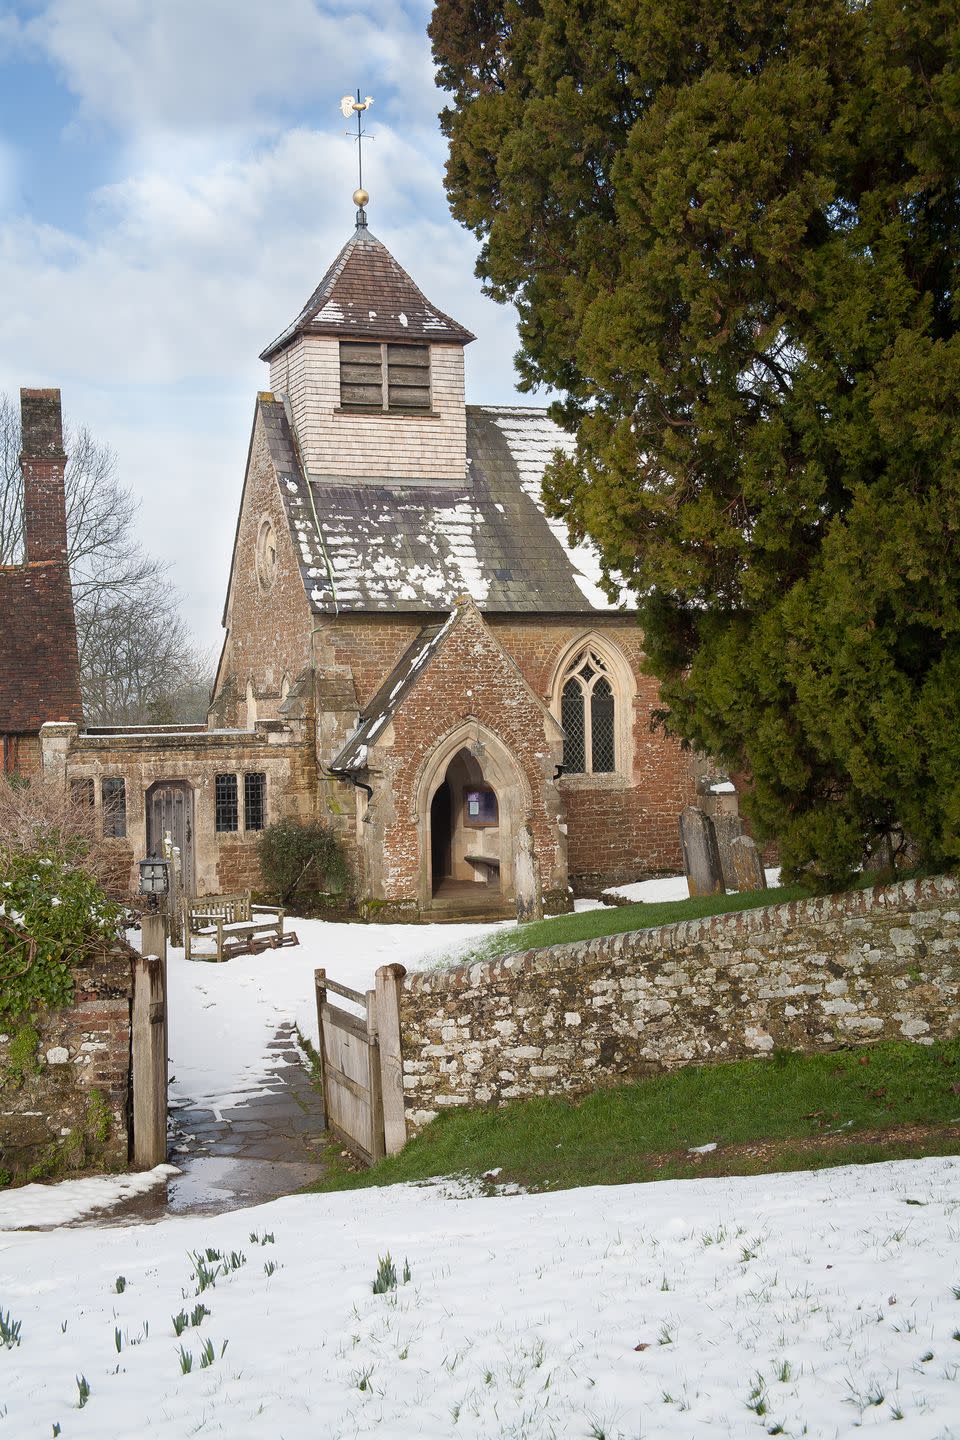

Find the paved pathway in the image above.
[{"left": 165, "top": 1021, "right": 328, "bottom": 1214}]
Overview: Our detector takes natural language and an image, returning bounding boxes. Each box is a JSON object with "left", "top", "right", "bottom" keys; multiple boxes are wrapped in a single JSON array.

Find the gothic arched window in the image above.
[{"left": 559, "top": 647, "right": 617, "bottom": 775}]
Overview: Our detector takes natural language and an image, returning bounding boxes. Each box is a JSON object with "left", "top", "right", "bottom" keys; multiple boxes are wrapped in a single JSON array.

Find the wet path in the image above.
[{"left": 78, "top": 1023, "right": 329, "bottom": 1226}]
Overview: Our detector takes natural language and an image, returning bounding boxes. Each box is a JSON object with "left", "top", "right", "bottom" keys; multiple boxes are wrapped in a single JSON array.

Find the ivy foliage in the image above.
[
  {"left": 0, "top": 847, "right": 121, "bottom": 1020},
  {"left": 430, "top": 0, "right": 960, "bottom": 884},
  {"left": 257, "top": 819, "right": 351, "bottom": 905}
]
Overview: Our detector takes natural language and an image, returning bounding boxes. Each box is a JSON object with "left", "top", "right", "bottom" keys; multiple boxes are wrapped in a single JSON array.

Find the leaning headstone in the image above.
[
  {"left": 729, "top": 834, "right": 767, "bottom": 893},
  {"left": 679, "top": 805, "right": 725, "bottom": 897},
  {"left": 713, "top": 813, "right": 745, "bottom": 892}
]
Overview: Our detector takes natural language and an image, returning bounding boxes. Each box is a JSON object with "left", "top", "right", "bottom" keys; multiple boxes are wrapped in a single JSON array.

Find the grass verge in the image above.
[
  {"left": 307, "top": 1038, "right": 960, "bottom": 1195},
  {"left": 449, "top": 882, "right": 810, "bottom": 967}
]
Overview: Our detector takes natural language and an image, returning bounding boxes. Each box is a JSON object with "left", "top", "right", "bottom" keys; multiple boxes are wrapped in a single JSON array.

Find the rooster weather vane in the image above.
[{"left": 340, "top": 91, "right": 374, "bottom": 226}]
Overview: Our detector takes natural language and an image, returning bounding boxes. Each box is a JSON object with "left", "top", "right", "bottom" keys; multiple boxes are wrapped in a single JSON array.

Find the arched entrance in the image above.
[
  {"left": 429, "top": 748, "right": 501, "bottom": 900},
  {"left": 416, "top": 721, "right": 532, "bottom": 913}
]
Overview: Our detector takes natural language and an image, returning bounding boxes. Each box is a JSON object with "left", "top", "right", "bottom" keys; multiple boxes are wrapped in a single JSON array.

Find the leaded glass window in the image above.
[
  {"left": 102, "top": 778, "right": 127, "bottom": 838},
  {"left": 244, "top": 772, "right": 266, "bottom": 831},
  {"left": 559, "top": 648, "right": 618, "bottom": 775},
  {"left": 215, "top": 773, "right": 239, "bottom": 833}
]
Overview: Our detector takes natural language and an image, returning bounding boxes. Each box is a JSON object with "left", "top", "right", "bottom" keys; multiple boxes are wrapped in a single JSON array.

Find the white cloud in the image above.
[
  {"left": 0, "top": 110, "right": 531, "bottom": 650},
  {"left": 27, "top": 0, "right": 435, "bottom": 133}
]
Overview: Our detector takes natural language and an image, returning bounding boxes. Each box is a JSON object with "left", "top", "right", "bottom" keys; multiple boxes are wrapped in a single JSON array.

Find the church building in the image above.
[{"left": 22, "top": 203, "right": 696, "bottom": 918}]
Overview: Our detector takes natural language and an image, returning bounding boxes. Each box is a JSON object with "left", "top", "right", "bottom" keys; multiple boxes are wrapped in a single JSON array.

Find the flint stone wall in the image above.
[
  {"left": 0, "top": 940, "right": 133, "bottom": 1181},
  {"left": 399, "top": 874, "right": 960, "bottom": 1132}
]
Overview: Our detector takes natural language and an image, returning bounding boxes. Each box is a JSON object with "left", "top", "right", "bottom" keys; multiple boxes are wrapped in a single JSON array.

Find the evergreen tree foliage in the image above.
[{"left": 430, "top": 0, "right": 960, "bottom": 882}]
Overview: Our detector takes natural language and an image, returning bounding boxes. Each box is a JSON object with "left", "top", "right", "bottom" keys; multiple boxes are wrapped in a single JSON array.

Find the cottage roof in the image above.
[
  {"left": 260, "top": 226, "right": 475, "bottom": 360},
  {"left": 272, "top": 403, "right": 625, "bottom": 615},
  {"left": 0, "top": 561, "right": 83, "bottom": 732}
]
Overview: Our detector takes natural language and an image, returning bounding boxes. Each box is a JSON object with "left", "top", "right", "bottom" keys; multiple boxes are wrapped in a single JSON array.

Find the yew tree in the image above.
[{"left": 431, "top": 0, "right": 960, "bottom": 882}]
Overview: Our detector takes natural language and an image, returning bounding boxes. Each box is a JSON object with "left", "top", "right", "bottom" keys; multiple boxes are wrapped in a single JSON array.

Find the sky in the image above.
[{"left": 0, "top": 0, "right": 531, "bottom": 653}]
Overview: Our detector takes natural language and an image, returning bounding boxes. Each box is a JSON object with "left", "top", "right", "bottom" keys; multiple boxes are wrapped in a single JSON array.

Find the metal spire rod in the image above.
[{"left": 340, "top": 90, "right": 374, "bottom": 226}]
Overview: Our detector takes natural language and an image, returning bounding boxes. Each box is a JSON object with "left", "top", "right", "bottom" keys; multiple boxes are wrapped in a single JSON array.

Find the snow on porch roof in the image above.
[
  {"left": 330, "top": 615, "right": 456, "bottom": 772},
  {"left": 279, "top": 406, "right": 627, "bottom": 615},
  {"left": 260, "top": 225, "right": 475, "bottom": 360}
]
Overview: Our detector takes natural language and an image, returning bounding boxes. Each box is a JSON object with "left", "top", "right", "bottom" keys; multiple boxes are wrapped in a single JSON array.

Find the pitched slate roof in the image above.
[
  {"left": 274, "top": 404, "right": 624, "bottom": 615},
  {"left": 0, "top": 561, "right": 83, "bottom": 731},
  {"left": 260, "top": 225, "right": 475, "bottom": 360}
]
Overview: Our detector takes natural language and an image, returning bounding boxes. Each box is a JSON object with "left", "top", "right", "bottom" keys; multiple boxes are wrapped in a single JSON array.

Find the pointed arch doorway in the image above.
[{"left": 417, "top": 722, "right": 532, "bottom": 915}]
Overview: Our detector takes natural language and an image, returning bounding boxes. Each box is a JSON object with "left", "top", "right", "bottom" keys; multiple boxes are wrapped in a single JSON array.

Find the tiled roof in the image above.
[
  {"left": 260, "top": 226, "right": 475, "bottom": 360},
  {"left": 0, "top": 561, "right": 83, "bottom": 732},
  {"left": 272, "top": 404, "right": 624, "bottom": 615}
]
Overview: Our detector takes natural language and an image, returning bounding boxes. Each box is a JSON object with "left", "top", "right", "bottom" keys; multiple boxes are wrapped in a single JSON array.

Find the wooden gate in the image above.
[
  {"left": 146, "top": 781, "right": 195, "bottom": 895},
  {"left": 314, "top": 965, "right": 407, "bottom": 1165}
]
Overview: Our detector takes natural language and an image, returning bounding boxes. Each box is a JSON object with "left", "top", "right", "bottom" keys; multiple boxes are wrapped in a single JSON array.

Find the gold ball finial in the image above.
[{"left": 353, "top": 187, "right": 369, "bottom": 208}]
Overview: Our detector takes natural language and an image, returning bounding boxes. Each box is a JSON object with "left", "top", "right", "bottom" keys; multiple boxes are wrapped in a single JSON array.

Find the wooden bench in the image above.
[
  {"left": 182, "top": 891, "right": 294, "bottom": 962},
  {"left": 464, "top": 853, "right": 501, "bottom": 885}
]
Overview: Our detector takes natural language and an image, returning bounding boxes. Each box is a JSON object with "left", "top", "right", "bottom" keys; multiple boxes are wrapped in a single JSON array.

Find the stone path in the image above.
[
  {"left": 165, "top": 1021, "right": 328, "bottom": 1214},
  {"left": 78, "top": 1023, "right": 329, "bottom": 1225}
]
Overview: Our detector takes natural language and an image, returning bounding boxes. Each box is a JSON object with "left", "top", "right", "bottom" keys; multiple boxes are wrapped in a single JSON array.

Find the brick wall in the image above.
[
  {"left": 0, "top": 939, "right": 133, "bottom": 1182},
  {"left": 271, "top": 337, "right": 467, "bottom": 481},
  {"left": 20, "top": 388, "right": 68, "bottom": 564},
  {"left": 214, "top": 404, "right": 315, "bottom": 726},
  {"left": 398, "top": 874, "right": 960, "bottom": 1131}
]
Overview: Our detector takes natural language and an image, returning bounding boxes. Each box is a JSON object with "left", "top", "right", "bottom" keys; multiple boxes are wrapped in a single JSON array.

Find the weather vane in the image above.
[{"left": 339, "top": 90, "right": 374, "bottom": 226}]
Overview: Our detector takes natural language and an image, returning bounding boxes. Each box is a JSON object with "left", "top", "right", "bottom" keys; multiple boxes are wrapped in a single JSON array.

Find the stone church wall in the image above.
[
  {"left": 212, "top": 403, "right": 315, "bottom": 729},
  {"left": 0, "top": 938, "right": 133, "bottom": 1183},
  {"left": 397, "top": 874, "right": 960, "bottom": 1131},
  {"left": 55, "top": 726, "right": 317, "bottom": 896},
  {"left": 271, "top": 337, "right": 467, "bottom": 482}
]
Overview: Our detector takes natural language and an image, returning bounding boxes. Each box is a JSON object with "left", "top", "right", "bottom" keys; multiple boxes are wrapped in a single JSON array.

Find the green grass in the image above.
[
  {"left": 445, "top": 882, "right": 809, "bottom": 967},
  {"left": 308, "top": 1038, "right": 960, "bottom": 1195}
]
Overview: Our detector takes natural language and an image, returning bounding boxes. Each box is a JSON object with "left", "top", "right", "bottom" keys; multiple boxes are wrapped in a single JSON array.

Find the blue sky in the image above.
[{"left": 0, "top": 0, "right": 529, "bottom": 651}]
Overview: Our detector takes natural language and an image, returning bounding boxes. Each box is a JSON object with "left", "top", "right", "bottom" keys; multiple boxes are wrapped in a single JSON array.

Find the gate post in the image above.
[
  {"left": 314, "top": 967, "right": 327, "bottom": 1103},
  {"left": 375, "top": 963, "right": 407, "bottom": 1155},
  {"left": 132, "top": 950, "right": 168, "bottom": 1169}
]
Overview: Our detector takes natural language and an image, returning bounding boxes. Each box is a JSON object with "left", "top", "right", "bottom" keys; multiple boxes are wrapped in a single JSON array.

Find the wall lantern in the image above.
[{"left": 138, "top": 857, "right": 170, "bottom": 897}]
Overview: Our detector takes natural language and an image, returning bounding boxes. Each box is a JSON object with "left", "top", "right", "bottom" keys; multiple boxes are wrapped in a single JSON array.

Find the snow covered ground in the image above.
[
  {"left": 603, "top": 867, "right": 781, "bottom": 904},
  {"left": 2, "top": 1157, "right": 959, "bottom": 1438}
]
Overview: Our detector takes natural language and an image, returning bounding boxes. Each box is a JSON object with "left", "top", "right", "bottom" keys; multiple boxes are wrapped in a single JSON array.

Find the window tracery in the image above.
[{"left": 558, "top": 646, "right": 619, "bottom": 775}]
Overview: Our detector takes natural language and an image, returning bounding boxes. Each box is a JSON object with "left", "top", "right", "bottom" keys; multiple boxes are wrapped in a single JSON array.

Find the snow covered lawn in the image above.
[
  {"left": 2, "top": 1157, "right": 959, "bottom": 1437},
  {"left": 164, "top": 914, "right": 513, "bottom": 1116}
]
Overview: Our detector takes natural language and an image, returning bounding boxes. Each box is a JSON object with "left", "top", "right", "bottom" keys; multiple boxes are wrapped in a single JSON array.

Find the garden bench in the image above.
[{"left": 182, "top": 891, "right": 296, "bottom": 962}]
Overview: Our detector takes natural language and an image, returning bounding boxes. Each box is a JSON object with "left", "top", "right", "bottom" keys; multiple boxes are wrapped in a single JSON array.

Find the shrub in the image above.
[
  {"left": 0, "top": 774, "right": 115, "bottom": 890},
  {"left": 257, "top": 819, "right": 350, "bottom": 904},
  {"left": 0, "top": 845, "right": 121, "bottom": 1020}
]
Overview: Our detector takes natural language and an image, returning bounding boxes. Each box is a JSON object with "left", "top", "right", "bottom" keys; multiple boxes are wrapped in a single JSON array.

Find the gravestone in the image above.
[
  {"left": 713, "top": 813, "right": 745, "bottom": 892},
  {"left": 679, "top": 805, "right": 725, "bottom": 897},
  {"left": 729, "top": 834, "right": 767, "bottom": 892}
]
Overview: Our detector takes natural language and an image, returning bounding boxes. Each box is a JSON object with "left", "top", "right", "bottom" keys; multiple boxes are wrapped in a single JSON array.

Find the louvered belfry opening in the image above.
[{"left": 339, "top": 341, "right": 431, "bottom": 412}]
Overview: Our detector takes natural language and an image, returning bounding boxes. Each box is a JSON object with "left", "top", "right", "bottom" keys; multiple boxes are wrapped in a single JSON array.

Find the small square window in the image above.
[
  {"left": 464, "top": 787, "right": 498, "bottom": 827},
  {"left": 244, "top": 773, "right": 266, "bottom": 831},
  {"left": 102, "top": 777, "right": 126, "bottom": 838},
  {"left": 215, "top": 773, "right": 239, "bottom": 833}
]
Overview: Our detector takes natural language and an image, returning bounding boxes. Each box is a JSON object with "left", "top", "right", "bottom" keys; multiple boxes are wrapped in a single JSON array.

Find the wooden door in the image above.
[{"left": 146, "top": 782, "right": 195, "bottom": 896}]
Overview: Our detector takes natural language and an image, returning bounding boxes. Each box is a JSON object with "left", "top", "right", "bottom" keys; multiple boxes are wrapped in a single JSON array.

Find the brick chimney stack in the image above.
[{"left": 20, "top": 388, "right": 68, "bottom": 564}]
